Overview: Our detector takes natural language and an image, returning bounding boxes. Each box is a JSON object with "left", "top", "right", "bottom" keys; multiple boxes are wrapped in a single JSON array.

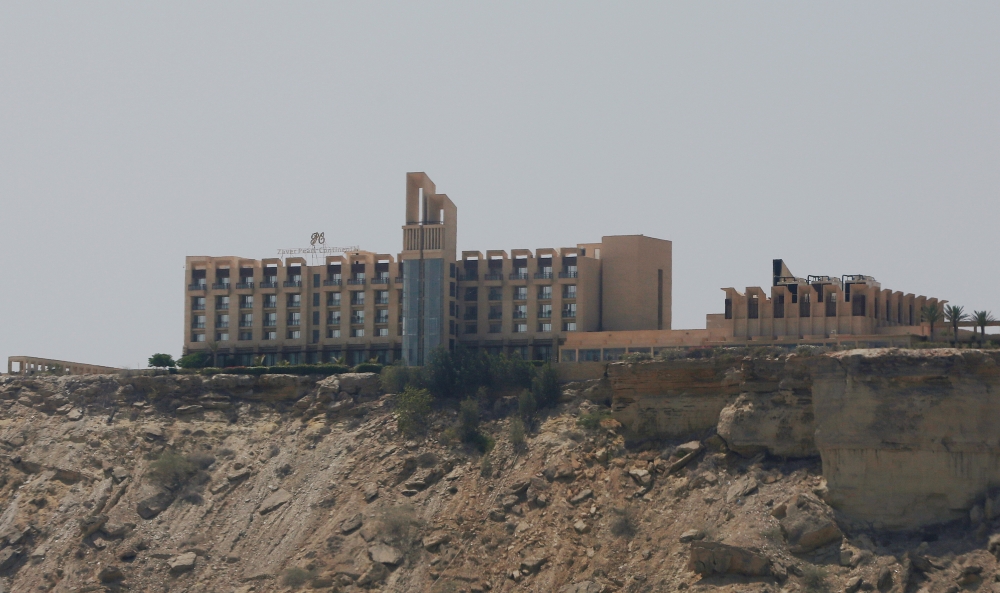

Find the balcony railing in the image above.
[
  {"left": 509, "top": 272, "right": 528, "bottom": 280},
  {"left": 513, "top": 311, "right": 527, "bottom": 319},
  {"left": 188, "top": 283, "right": 206, "bottom": 290},
  {"left": 239, "top": 321, "right": 253, "bottom": 327},
  {"left": 538, "top": 311, "right": 552, "bottom": 319},
  {"left": 394, "top": 277, "right": 403, "bottom": 283},
  {"left": 463, "top": 314, "right": 478, "bottom": 321},
  {"left": 192, "top": 322, "right": 206, "bottom": 328},
  {"left": 283, "top": 280, "right": 302, "bottom": 288},
  {"left": 212, "top": 282, "right": 231, "bottom": 290},
  {"left": 347, "top": 278, "right": 366, "bottom": 285},
  {"left": 459, "top": 272, "right": 478, "bottom": 281},
  {"left": 236, "top": 281, "right": 254, "bottom": 289},
  {"left": 215, "top": 302, "right": 230, "bottom": 310},
  {"left": 483, "top": 273, "right": 503, "bottom": 281},
  {"left": 488, "top": 312, "right": 503, "bottom": 320},
  {"left": 372, "top": 277, "right": 389, "bottom": 285},
  {"left": 375, "top": 298, "right": 390, "bottom": 305},
  {"left": 559, "top": 271, "right": 579, "bottom": 278},
  {"left": 328, "top": 317, "right": 341, "bottom": 324},
  {"left": 350, "top": 316, "right": 365, "bottom": 325},
  {"left": 562, "top": 311, "right": 577, "bottom": 319},
  {"left": 287, "top": 303, "right": 301, "bottom": 309},
  {"left": 287, "top": 322, "right": 300, "bottom": 327},
  {"left": 192, "top": 304, "right": 205, "bottom": 310},
  {"left": 239, "top": 302, "right": 253, "bottom": 309},
  {"left": 375, "top": 316, "right": 389, "bottom": 324},
  {"left": 263, "top": 323, "right": 277, "bottom": 328},
  {"left": 216, "top": 322, "right": 229, "bottom": 328},
  {"left": 534, "top": 272, "right": 553, "bottom": 280},
  {"left": 260, "top": 281, "right": 278, "bottom": 289}
]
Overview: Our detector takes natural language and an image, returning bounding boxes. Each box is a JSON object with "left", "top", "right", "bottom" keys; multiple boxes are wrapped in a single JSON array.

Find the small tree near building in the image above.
[{"left": 148, "top": 353, "right": 176, "bottom": 369}]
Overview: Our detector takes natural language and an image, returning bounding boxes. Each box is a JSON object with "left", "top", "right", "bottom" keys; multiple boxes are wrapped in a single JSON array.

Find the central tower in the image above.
[{"left": 400, "top": 173, "right": 457, "bottom": 365}]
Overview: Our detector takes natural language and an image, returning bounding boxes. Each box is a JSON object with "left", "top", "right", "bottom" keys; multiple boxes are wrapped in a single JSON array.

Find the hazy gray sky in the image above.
[{"left": 2, "top": 3, "right": 998, "bottom": 368}]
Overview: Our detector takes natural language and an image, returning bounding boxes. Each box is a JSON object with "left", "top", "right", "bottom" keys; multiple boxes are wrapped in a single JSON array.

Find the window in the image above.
[
  {"left": 312, "top": 311, "right": 320, "bottom": 325},
  {"left": 240, "top": 295, "right": 253, "bottom": 309},
  {"left": 748, "top": 295, "right": 759, "bottom": 319},
  {"left": 239, "top": 331, "right": 252, "bottom": 341},
  {"left": 263, "top": 313, "right": 277, "bottom": 327},
  {"left": 264, "top": 295, "right": 277, "bottom": 309},
  {"left": 562, "top": 285, "right": 577, "bottom": 299},
  {"left": 538, "top": 304, "right": 552, "bottom": 318},
  {"left": 563, "top": 322, "right": 577, "bottom": 331},
  {"left": 774, "top": 294, "right": 784, "bottom": 319},
  {"left": 464, "top": 323, "right": 478, "bottom": 334},
  {"left": 192, "top": 297, "right": 206, "bottom": 310},
  {"left": 514, "top": 287, "right": 528, "bottom": 300},
  {"left": 489, "top": 305, "right": 502, "bottom": 319},
  {"left": 375, "top": 290, "right": 389, "bottom": 305},
  {"left": 464, "top": 287, "right": 478, "bottom": 301},
  {"left": 192, "top": 333, "right": 205, "bottom": 342},
  {"left": 489, "top": 323, "right": 502, "bottom": 334},
  {"left": 351, "top": 328, "right": 365, "bottom": 338},
  {"left": 216, "top": 314, "right": 229, "bottom": 328},
  {"left": 852, "top": 294, "right": 866, "bottom": 317},
  {"left": 580, "top": 349, "right": 600, "bottom": 362},
  {"left": 313, "top": 273, "right": 321, "bottom": 287},
  {"left": 287, "top": 312, "right": 301, "bottom": 326},
  {"left": 562, "top": 303, "right": 577, "bottom": 318},
  {"left": 513, "top": 323, "right": 527, "bottom": 333},
  {"left": 239, "top": 313, "right": 253, "bottom": 327},
  {"left": 449, "top": 301, "right": 456, "bottom": 316},
  {"left": 375, "top": 327, "right": 389, "bottom": 337},
  {"left": 488, "top": 287, "right": 503, "bottom": 301},
  {"left": 603, "top": 348, "right": 626, "bottom": 361},
  {"left": 328, "top": 328, "right": 341, "bottom": 338},
  {"left": 287, "top": 294, "right": 301, "bottom": 308},
  {"left": 192, "top": 315, "right": 206, "bottom": 328},
  {"left": 724, "top": 298, "right": 733, "bottom": 320},
  {"left": 375, "top": 309, "right": 389, "bottom": 324},
  {"left": 216, "top": 295, "right": 230, "bottom": 310},
  {"left": 350, "top": 291, "right": 365, "bottom": 306},
  {"left": 351, "top": 311, "right": 365, "bottom": 324},
  {"left": 216, "top": 332, "right": 229, "bottom": 342},
  {"left": 449, "top": 282, "right": 456, "bottom": 297},
  {"left": 513, "top": 304, "right": 527, "bottom": 319},
  {"left": 263, "top": 268, "right": 278, "bottom": 285},
  {"left": 312, "top": 293, "right": 320, "bottom": 307},
  {"left": 538, "top": 286, "right": 552, "bottom": 300},
  {"left": 288, "top": 330, "right": 301, "bottom": 339},
  {"left": 286, "top": 352, "right": 302, "bottom": 364},
  {"left": 327, "top": 292, "right": 341, "bottom": 307},
  {"left": 561, "top": 349, "right": 576, "bottom": 362},
  {"left": 464, "top": 306, "right": 478, "bottom": 320},
  {"left": 826, "top": 293, "right": 837, "bottom": 317},
  {"left": 538, "top": 322, "right": 552, "bottom": 332},
  {"left": 800, "top": 293, "right": 811, "bottom": 317},
  {"left": 328, "top": 311, "right": 341, "bottom": 324}
]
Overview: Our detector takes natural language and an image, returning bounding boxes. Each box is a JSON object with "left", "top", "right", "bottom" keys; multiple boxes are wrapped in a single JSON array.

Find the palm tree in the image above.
[
  {"left": 972, "top": 310, "right": 995, "bottom": 347},
  {"left": 921, "top": 303, "right": 944, "bottom": 343},
  {"left": 944, "top": 305, "right": 969, "bottom": 347}
]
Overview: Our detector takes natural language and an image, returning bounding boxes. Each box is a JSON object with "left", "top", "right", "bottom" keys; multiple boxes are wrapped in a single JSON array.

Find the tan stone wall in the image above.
[{"left": 600, "top": 235, "right": 671, "bottom": 331}]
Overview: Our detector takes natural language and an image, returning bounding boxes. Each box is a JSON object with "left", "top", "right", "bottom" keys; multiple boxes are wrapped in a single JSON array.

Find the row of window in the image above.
[
  {"left": 453, "top": 303, "right": 577, "bottom": 320},
  {"left": 456, "top": 322, "right": 577, "bottom": 335},
  {"left": 192, "top": 326, "right": 391, "bottom": 343},
  {"left": 453, "top": 285, "right": 577, "bottom": 302},
  {"left": 725, "top": 294, "right": 876, "bottom": 320},
  {"left": 193, "top": 308, "right": 393, "bottom": 328},
  {"left": 193, "top": 290, "right": 393, "bottom": 311}
]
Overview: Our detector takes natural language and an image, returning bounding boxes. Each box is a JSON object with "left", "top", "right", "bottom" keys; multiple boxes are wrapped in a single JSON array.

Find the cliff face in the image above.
[
  {"left": 610, "top": 350, "right": 1000, "bottom": 529},
  {"left": 809, "top": 350, "right": 1000, "bottom": 529}
]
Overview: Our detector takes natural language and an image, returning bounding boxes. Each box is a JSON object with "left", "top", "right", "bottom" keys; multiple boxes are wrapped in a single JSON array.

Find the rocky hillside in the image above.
[{"left": 1, "top": 360, "right": 999, "bottom": 593}]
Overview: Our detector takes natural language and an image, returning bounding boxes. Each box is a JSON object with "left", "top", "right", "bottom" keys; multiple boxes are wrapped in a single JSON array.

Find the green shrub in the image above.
[
  {"left": 610, "top": 506, "right": 638, "bottom": 538},
  {"left": 577, "top": 409, "right": 611, "bottom": 430},
  {"left": 148, "top": 353, "right": 176, "bottom": 368},
  {"left": 195, "top": 364, "right": 350, "bottom": 377},
  {"left": 801, "top": 564, "right": 829, "bottom": 593},
  {"left": 479, "top": 452, "right": 493, "bottom": 477},
  {"left": 379, "top": 504, "right": 422, "bottom": 545},
  {"left": 531, "top": 363, "right": 560, "bottom": 409},
  {"left": 177, "top": 352, "right": 211, "bottom": 369},
  {"left": 381, "top": 364, "right": 424, "bottom": 393},
  {"left": 458, "top": 398, "right": 481, "bottom": 442},
  {"left": 281, "top": 567, "right": 314, "bottom": 588},
  {"left": 395, "top": 387, "right": 433, "bottom": 437},
  {"left": 425, "top": 346, "right": 536, "bottom": 401},
  {"left": 352, "top": 362, "right": 384, "bottom": 374},
  {"left": 147, "top": 450, "right": 196, "bottom": 488},
  {"left": 509, "top": 418, "right": 526, "bottom": 450},
  {"left": 518, "top": 389, "right": 537, "bottom": 423}
]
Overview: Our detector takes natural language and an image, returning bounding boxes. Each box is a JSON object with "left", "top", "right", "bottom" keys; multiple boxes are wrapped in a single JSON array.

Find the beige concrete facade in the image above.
[
  {"left": 7, "top": 356, "right": 119, "bottom": 376},
  {"left": 183, "top": 172, "right": 673, "bottom": 365}
]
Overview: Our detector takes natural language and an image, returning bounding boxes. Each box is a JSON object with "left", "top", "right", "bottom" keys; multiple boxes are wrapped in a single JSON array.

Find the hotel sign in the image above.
[{"left": 277, "top": 233, "right": 360, "bottom": 261}]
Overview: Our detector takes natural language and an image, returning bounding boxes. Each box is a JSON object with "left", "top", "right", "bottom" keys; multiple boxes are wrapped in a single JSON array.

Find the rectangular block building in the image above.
[{"left": 183, "top": 172, "right": 672, "bottom": 366}]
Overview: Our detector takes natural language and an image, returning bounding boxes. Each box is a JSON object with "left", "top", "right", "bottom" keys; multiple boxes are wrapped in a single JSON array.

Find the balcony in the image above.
[
  {"left": 538, "top": 311, "right": 552, "bottom": 319},
  {"left": 328, "top": 317, "right": 341, "bottom": 325},
  {"left": 263, "top": 322, "right": 277, "bottom": 328},
  {"left": 559, "top": 271, "right": 579, "bottom": 278},
  {"left": 239, "top": 302, "right": 253, "bottom": 309},
  {"left": 509, "top": 272, "right": 528, "bottom": 280},
  {"left": 192, "top": 322, "right": 206, "bottom": 329},
  {"left": 483, "top": 273, "right": 503, "bottom": 281},
  {"left": 192, "top": 304, "right": 205, "bottom": 311},
  {"left": 212, "top": 282, "right": 231, "bottom": 290},
  {"left": 375, "top": 298, "right": 390, "bottom": 305},
  {"left": 513, "top": 311, "right": 527, "bottom": 319},
  {"left": 323, "top": 279, "right": 342, "bottom": 287},
  {"left": 260, "top": 281, "right": 278, "bottom": 289},
  {"left": 347, "top": 278, "right": 366, "bottom": 285},
  {"left": 288, "top": 322, "right": 300, "bottom": 327},
  {"left": 375, "top": 316, "right": 389, "bottom": 324},
  {"left": 283, "top": 280, "right": 302, "bottom": 288},
  {"left": 561, "top": 311, "right": 577, "bottom": 319},
  {"left": 350, "top": 316, "right": 365, "bottom": 325},
  {"left": 534, "top": 272, "right": 553, "bottom": 280},
  {"left": 236, "top": 281, "right": 254, "bottom": 289},
  {"left": 188, "top": 283, "right": 206, "bottom": 291},
  {"left": 239, "top": 321, "right": 252, "bottom": 327},
  {"left": 394, "top": 277, "right": 403, "bottom": 283},
  {"left": 459, "top": 272, "right": 478, "bottom": 281},
  {"left": 488, "top": 312, "right": 503, "bottom": 320},
  {"left": 463, "top": 314, "right": 478, "bottom": 321},
  {"left": 372, "top": 277, "right": 389, "bottom": 285},
  {"left": 216, "top": 322, "right": 229, "bottom": 329}
]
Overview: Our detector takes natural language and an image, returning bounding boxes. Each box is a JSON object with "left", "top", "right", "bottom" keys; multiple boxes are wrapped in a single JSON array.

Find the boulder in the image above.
[
  {"left": 80, "top": 515, "right": 108, "bottom": 538},
  {"left": 520, "top": 556, "right": 548, "bottom": 574},
  {"left": 341, "top": 513, "right": 363, "bottom": 534},
  {"left": 679, "top": 529, "right": 704, "bottom": 543},
  {"left": 569, "top": 489, "right": 593, "bottom": 505},
  {"left": 573, "top": 520, "right": 590, "bottom": 534},
  {"left": 137, "top": 491, "right": 174, "bottom": 520},
  {"left": 0, "top": 547, "right": 20, "bottom": 571},
  {"left": 560, "top": 582, "right": 605, "bottom": 593},
  {"left": 362, "top": 483, "right": 379, "bottom": 502},
  {"left": 168, "top": 552, "right": 197, "bottom": 574},
  {"left": 423, "top": 532, "right": 451, "bottom": 551},
  {"left": 687, "top": 541, "right": 771, "bottom": 577},
  {"left": 259, "top": 489, "right": 292, "bottom": 515},
  {"left": 337, "top": 373, "right": 381, "bottom": 400},
  {"left": 725, "top": 476, "right": 759, "bottom": 503},
  {"left": 357, "top": 561, "right": 389, "bottom": 586},
  {"left": 779, "top": 493, "right": 842, "bottom": 553},
  {"left": 717, "top": 391, "right": 818, "bottom": 458},
  {"left": 98, "top": 565, "right": 124, "bottom": 582},
  {"left": 368, "top": 544, "right": 404, "bottom": 566}
]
